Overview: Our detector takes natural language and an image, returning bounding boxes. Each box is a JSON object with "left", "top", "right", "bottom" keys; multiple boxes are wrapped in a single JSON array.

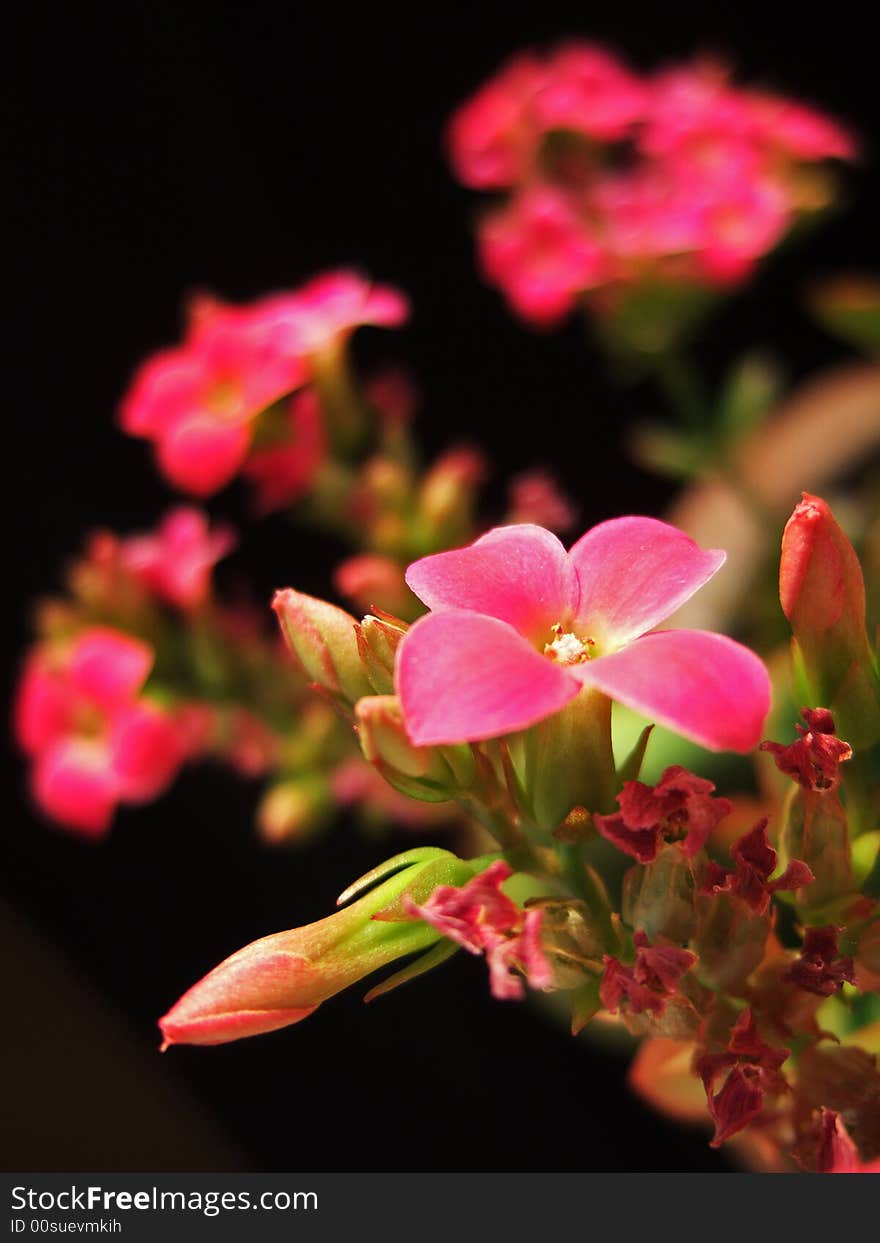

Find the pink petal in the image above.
[
  {"left": 396, "top": 609, "right": 579, "bottom": 745},
  {"left": 156, "top": 415, "right": 251, "bottom": 497},
  {"left": 68, "top": 628, "right": 154, "bottom": 708},
  {"left": 405, "top": 524, "right": 578, "bottom": 643},
  {"left": 31, "top": 739, "right": 119, "bottom": 837},
  {"left": 14, "top": 653, "right": 77, "bottom": 754},
  {"left": 108, "top": 702, "right": 186, "bottom": 802},
  {"left": 574, "top": 629, "right": 771, "bottom": 753},
  {"left": 569, "top": 517, "right": 725, "bottom": 648}
]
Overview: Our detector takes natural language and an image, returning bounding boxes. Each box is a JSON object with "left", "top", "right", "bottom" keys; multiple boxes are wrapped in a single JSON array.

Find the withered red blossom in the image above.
[
  {"left": 600, "top": 930, "right": 696, "bottom": 1015},
  {"left": 785, "top": 926, "right": 855, "bottom": 997},
  {"left": 595, "top": 765, "right": 732, "bottom": 864},
  {"left": 701, "top": 819, "right": 814, "bottom": 915},
  {"left": 760, "top": 707, "right": 852, "bottom": 791},
  {"left": 695, "top": 1008, "right": 790, "bottom": 1146},
  {"left": 407, "top": 860, "right": 552, "bottom": 1000},
  {"left": 813, "top": 1109, "right": 880, "bottom": 1173}
]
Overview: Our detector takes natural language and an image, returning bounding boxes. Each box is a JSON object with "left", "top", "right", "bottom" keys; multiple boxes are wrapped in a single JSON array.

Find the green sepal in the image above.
[{"left": 363, "top": 940, "right": 460, "bottom": 1003}]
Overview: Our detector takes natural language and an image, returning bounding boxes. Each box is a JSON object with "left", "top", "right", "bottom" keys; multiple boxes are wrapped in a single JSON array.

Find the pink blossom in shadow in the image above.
[
  {"left": 408, "top": 860, "right": 552, "bottom": 1000},
  {"left": 14, "top": 628, "right": 185, "bottom": 836},
  {"left": 397, "top": 519, "right": 770, "bottom": 753},
  {"left": 120, "top": 507, "right": 236, "bottom": 609}
]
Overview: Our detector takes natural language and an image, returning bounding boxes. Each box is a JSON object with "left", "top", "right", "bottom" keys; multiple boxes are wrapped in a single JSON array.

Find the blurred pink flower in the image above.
[
  {"left": 534, "top": 43, "right": 646, "bottom": 140},
  {"left": 15, "top": 628, "right": 184, "bottom": 836},
  {"left": 242, "top": 389, "right": 327, "bottom": 515},
  {"left": 446, "top": 54, "right": 547, "bottom": 189},
  {"left": 479, "top": 186, "right": 608, "bottom": 324},
  {"left": 120, "top": 506, "right": 235, "bottom": 609},
  {"left": 397, "top": 519, "right": 770, "bottom": 752},
  {"left": 119, "top": 271, "right": 406, "bottom": 497}
]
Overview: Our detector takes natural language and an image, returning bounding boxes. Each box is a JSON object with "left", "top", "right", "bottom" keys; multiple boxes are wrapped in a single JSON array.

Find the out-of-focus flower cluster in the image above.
[
  {"left": 17, "top": 270, "right": 577, "bottom": 842},
  {"left": 448, "top": 44, "right": 856, "bottom": 339}
]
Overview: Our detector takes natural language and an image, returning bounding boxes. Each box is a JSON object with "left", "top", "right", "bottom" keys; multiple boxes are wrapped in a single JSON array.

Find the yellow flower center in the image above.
[{"left": 543, "top": 623, "right": 593, "bottom": 666}]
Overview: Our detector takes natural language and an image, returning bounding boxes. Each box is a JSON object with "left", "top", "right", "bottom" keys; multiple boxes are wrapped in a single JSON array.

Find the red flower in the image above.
[
  {"left": 595, "top": 765, "right": 732, "bottom": 864},
  {"left": 600, "top": 931, "right": 696, "bottom": 1016},
  {"left": 760, "top": 708, "right": 853, "bottom": 791},
  {"left": 695, "top": 1009, "right": 789, "bottom": 1146},
  {"left": 785, "top": 927, "right": 855, "bottom": 997},
  {"left": 700, "top": 819, "right": 814, "bottom": 915},
  {"left": 408, "top": 860, "right": 552, "bottom": 1000}
]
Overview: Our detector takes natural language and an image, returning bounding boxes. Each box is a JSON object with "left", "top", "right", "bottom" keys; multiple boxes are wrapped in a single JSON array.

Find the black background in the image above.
[{"left": 4, "top": 1, "right": 879, "bottom": 1172}]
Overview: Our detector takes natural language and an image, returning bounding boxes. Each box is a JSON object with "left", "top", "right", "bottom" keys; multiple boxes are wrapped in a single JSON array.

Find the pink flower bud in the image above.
[
  {"left": 272, "top": 588, "right": 372, "bottom": 705},
  {"left": 160, "top": 848, "right": 474, "bottom": 1047},
  {"left": 779, "top": 494, "right": 879, "bottom": 743}
]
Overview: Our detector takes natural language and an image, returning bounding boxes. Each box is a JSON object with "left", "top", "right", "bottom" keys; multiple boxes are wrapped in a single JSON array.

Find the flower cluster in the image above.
[
  {"left": 448, "top": 44, "right": 856, "bottom": 330},
  {"left": 155, "top": 491, "right": 880, "bottom": 1174},
  {"left": 119, "top": 270, "right": 408, "bottom": 502}
]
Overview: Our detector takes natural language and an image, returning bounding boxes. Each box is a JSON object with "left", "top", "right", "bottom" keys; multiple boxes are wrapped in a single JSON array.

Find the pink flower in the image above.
[
  {"left": 747, "top": 96, "right": 857, "bottom": 162},
  {"left": 594, "top": 766, "right": 732, "bottom": 864},
  {"left": 396, "top": 519, "right": 771, "bottom": 753},
  {"left": 279, "top": 270, "right": 409, "bottom": 354},
  {"left": 408, "top": 860, "right": 552, "bottom": 1000},
  {"left": 119, "top": 272, "right": 406, "bottom": 497},
  {"left": 446, "top": 54, "right": 547, "bottom": 189},
  {"left": 600, "top": 930, "right": 696, "bottom": 1016},
  {"left": 506, "top": 470, "right": 578, "bottom": 533},
  {"left": 692, "top": 174, "right": 790, "bottom": 286},
  {"left": 120, "top": 298, "right": 309, "bottom": 496},
  {"left": 242, "top": 389, "right": 327, "bottom": 515},
  {"left": 535, "top": 43, "right": 647, "bottom": 141},
  {"left": 479, "top": 186, "right": 609, "bottom": 325},
  {"left": 120, "top": 507, "right": 235, "bottom": 609},
  {"left": 760, "top": 707, "right": 853, "bottom": 791},
  {"left": 14, "top": 628, "right": 184, "bottom": 836}
]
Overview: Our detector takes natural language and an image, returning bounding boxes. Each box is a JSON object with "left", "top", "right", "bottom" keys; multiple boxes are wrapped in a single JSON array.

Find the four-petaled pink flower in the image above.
[
  {"left": 396, "top": 519, "right": 771, "bottom": 753},
  {"left": 14, "top": 628, "right": 185, "bottom": 836},
  {"left": 595, "top": 765, "right": 732, "bottom": 863},
  {"left": 120, "top": 507, "right": 236, "bottom": 610},
  {"left": 407, "top": 860, "right": 552, "bottom": 1000}
]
